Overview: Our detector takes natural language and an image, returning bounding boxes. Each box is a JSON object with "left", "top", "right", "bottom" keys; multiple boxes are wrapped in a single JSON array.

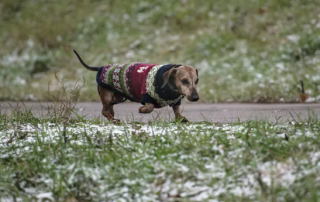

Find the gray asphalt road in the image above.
[{"left": 1, "top": 102, "right": 320, "bottom": 123}]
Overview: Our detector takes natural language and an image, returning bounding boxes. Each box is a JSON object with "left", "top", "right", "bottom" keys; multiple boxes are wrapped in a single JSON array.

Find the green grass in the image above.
[
  {"left": 1, "top": 107, "right": 320, "bottom": 201},
  {"left": 1, "top": 0, "right": 320, "bottom": 102}
]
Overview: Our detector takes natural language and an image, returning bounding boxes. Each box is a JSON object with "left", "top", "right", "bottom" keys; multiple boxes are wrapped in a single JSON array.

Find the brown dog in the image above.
[{"left": 74, "top": 50, "right": 199, "bottom": 123}]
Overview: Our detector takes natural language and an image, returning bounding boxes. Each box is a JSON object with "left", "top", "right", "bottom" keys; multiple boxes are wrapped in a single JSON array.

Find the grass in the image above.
[
  {"left": 0, "top": 0, "right": 320, "bottom": 102},
  {"left": 1, "top": 106, "right": 320, "bottom": 201}
]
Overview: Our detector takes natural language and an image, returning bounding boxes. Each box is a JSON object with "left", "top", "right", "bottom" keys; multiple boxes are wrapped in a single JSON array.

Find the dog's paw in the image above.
[
  {"left": 139, "top": 106, "right": 144, "bottom": 113},
  {"left": 111, "top": 119, "right": 121, "bottom": 125},
  {"left": 175, "top": 116, "right": 189, "bottom": 123},
  {"left": 139, "top": 106, "right": 151, "bottom": 113},
  {"left": 102, "top": 111, "right": 120, "bottom": 124}
]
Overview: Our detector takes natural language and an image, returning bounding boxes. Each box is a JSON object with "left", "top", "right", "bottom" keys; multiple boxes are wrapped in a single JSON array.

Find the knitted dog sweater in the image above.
[{"left": 96, "top": 63, "right": 183, "bottom": 108}]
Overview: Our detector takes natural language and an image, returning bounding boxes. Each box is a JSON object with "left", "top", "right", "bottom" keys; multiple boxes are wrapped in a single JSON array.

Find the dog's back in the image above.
[{"left": 97, "top": 63, "right": 156, "bottom": 102}]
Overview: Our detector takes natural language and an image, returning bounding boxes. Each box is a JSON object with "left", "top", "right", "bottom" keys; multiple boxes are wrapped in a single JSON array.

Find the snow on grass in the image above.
[{"left": 1, "top": 121, "right": 320, "bottom": 201}]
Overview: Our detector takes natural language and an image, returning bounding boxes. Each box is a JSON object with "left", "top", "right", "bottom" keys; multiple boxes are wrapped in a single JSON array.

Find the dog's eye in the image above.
[{"left": 181, "top": 79, "right": 189, "bottom": 85}]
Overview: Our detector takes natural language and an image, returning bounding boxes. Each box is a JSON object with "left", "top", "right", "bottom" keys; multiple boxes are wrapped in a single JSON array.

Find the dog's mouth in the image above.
[{"left": 179, "top": 89, "right": 199, "bottom": 102}]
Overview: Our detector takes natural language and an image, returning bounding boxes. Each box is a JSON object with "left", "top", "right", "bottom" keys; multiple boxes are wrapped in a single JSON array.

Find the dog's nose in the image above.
[
  {"left": 192, "top": 94, "right": 199, "bottom": 101},
  {"left": 191, "top": 89, "right": 199, "bottom": 101}
]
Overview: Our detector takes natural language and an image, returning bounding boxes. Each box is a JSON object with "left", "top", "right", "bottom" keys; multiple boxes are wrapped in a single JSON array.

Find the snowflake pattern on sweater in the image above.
[{"left": 96, "top": 63, "right": 183, "bottom": 107}]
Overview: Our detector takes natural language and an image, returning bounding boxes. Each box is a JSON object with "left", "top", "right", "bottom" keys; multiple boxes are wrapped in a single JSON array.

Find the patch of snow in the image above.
[
  {"left": 13, "top": 76, "right": 26, "bottom": 85},
  {"left": 287, "top": 35, "right": 300, "bottom": 43},
  {"left": 36, "top": 192, "right": 54, "bottom": 201},
  {"left": 259, "top": 160, "right": 296, "bottom": 187}
]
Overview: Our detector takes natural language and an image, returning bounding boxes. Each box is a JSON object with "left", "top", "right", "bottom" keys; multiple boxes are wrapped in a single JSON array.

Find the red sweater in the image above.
[{"left": 96, "top": 63, "right": 183, "bottom": 107}]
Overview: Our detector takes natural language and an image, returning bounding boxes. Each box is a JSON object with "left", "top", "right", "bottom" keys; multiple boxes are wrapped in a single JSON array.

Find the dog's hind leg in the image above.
[
  {"left": 98, "top": 86, "right": 122, "bottom": 123},
  {"left": 110, "top": 106, "right": 115, "bottom": 117},
  {"left": 172, "top": 105, "right": 189, "bottom": 123}
]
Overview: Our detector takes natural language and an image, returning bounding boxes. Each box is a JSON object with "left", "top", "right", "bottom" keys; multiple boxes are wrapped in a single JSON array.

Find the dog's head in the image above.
[{"left": 161, "top": 66, "right": 199, "bottom": 102}]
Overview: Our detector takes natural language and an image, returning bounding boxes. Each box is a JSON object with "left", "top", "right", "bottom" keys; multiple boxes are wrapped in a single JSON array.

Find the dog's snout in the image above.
[
  {"left": 192, "top": 91, "right": 199, "bottom": 102},
  {"left": 193, "top": 95, "right": 199, "bottom": 101}
]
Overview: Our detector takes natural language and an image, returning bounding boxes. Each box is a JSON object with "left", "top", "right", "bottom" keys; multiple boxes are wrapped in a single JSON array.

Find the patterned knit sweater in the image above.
[{"left": 96, "top": 63, "right": 183, "bottom": 108}]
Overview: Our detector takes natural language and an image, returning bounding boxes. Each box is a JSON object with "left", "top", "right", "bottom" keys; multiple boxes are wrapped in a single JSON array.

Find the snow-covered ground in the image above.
[{"left": 1, "top": 122, "right": 320, "bottom": 201}]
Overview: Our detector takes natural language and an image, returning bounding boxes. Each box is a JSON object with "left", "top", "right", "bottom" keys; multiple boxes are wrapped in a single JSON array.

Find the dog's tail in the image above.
[{"left": 73, "top": 50, "right": 100, "bottom": 71}]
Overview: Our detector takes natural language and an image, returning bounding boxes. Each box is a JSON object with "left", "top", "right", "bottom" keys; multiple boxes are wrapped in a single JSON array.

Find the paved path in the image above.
[{"left": 1, "top": 102, "right": 319, "bottom": 123}]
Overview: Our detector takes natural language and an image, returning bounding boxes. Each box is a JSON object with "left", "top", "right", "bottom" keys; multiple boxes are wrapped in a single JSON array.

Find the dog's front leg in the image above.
[
  {"left": 139, "top": 103, "right": 154, "bottom": 113},
  {"left": 172, "top": 105, "right": 189, "bottom": 123}
]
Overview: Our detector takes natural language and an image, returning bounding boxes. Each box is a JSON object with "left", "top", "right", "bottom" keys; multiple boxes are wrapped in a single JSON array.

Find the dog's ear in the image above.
[
  {"left": 161, "top": 69, "right": 177, "bottom": 89},
  {"left": 196, "top": 69, "right": 198, "bottom": 77}
]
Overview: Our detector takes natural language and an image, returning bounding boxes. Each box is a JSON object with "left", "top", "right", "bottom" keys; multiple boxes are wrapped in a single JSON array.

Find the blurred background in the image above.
[{"left": 0, "top": 0, "right": 319, "bottom": 103}]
